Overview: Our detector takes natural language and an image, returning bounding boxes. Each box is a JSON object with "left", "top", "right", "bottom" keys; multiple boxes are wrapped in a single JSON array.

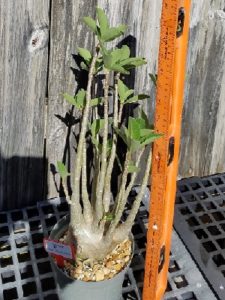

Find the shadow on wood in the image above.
[{"left": 0, "top": 151, "right": 47, "bottom": 211}]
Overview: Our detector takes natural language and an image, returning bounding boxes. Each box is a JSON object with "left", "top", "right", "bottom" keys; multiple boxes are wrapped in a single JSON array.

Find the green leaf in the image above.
[
  {"left": 96, "top": 7, "right": 109, "bottom": 35},
  {"left": 110, "top": 46, "right": 130, "bottom": 65},
  {"left": 118, "top": 79, "right": 129, "bottom": 103},
  {"left": 102, "top": 25, "right": 127, "bottom": 42},
  {"left": 120, "top": 45, "right": 130, "bottom": 60},
  {"left": 78, "top": 48, "right": 92, "bottom": 63},
  {"left": 125, "top": 94, "right": 149, "bottom": 104},
  {"left": 95, "top": 58, "right": 104, "bottom": 73},
  {"left": 138, "top": 94, "right": 150, "bottom": 100},
  {"left": 90, "top": 119, "right": 105, "bottom": 137},
  {"left": 128, "top": 117, "right": 141, "bottom": 140},
  {"left": 130, "top": 140, "right": 141, "bottom": 152},
  {"left": 76, "top": 89, "right": 86, "bottom": 109},
  {"left": 91, "top": 136, "right": 99, "bottom": 149},
  {"left": 149, "top": 73, "right": 157, "bottom": 86},
  {"left": 124, "top": 95, "right": 138, "bottom": 104},
  {"left": 109, "top": 64, "right": 129, "bottom": 74},
  {"left": 103, "top": 212, "right": 115, "bottom": 221},
  {"left": 120, "top": 57, "right": 147, "bottom": 69},
  {"left": 140, "top": 110, "right": 153, "bottom": 129},
  {"left": 63, "top": 93, "right": 76, "bottom": 105},
  {"left": 140, "top": 133, "right": 163, "bottom": 146},
  {"left": 57, "top": 162, "right": 70, "bottom": 179},
  {"left": 114, "top": 126, "right": 130, "bottom": 148},
  {"left": 83, "top": 16, "right": 97, "bottom": 34},
  {"left": 128, "top": 162, "right": 140, "bottom": 173},
  {"left": 80, "top": 61, "right": 89, "bottom": 71},
  {"left": 140, "top": 128, "right": 154, "bottom": 137},
  {"left": 124, "top": 89, "right": 134, "bottom": 100},
  {"left": 103, "top": 47, "right": 131, "bottom": 74},
  {"left": 90, "top": 97, "right": 102, "bottom": 106}
]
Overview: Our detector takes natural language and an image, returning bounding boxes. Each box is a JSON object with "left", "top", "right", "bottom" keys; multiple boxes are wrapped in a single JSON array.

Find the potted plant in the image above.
[{"left": 49, "top": 7, "right": 161, "bottom": 300}]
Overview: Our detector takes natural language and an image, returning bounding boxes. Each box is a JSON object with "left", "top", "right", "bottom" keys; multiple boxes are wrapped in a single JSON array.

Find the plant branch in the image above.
[
  {"left": 102, "top": 73, "right": 120, "bottom": 212},
  {"left": 105, "top": 151, "right": 130, "bottom": 239},
  {"left": 71, "top": 48, "right": 98, "bottom": 230},
  {"left": 91, "top": 151, "right": 100, "bottom": 206},
  {"left": 82, "top": 140, "right": 93, "bottom": 223},
  {"left": 61, "top": 178, "right": 72, "bottom": 205},
  {"left": 114, "top": 147, "right": 152, "bottom": 239},
  {"left": 73, "top": 49, "right": 98, "bottom": 198},
  {"left": 95, "top": 70, "right": 110, "bottom": 221},
  {"left": 122, "top": 149, "right": 145, "bottom": 204}
]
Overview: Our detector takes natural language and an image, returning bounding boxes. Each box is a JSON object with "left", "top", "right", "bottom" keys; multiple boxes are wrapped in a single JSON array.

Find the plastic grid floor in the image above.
[
  {"left": 0, "top": 196, "right": 215, "bottom": 300},
  {"left": 174, "top": 173, "right": 225, "bottom": 300}
]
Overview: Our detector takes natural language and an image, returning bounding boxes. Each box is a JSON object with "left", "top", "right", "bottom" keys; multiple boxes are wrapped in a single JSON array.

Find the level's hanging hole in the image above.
[
  {"left": 177, "top": 8, "right": 185, "bottom": 37},
  {"left": 168, "top": 137, "right": 175, "bottom": 166},
  {"left": 158, "top": 245, "right": 166, "bottom": 273}
]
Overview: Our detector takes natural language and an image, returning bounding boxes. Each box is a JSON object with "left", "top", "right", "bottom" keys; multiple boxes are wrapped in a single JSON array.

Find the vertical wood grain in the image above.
[
  {"left": 2, "top": 0, "right": 224, "bottom": 206},
  {"left": 179, "top": 0, "right": 225, "bottom": 177},
  {"left": 0, "top": 0, "right": 49, "bottom": 210},
  {"left": 46, "top": 0, "right": 97, "bottom": 196},
  {"left": 98, "top": 0, "right": 163, "bottom": 183}
]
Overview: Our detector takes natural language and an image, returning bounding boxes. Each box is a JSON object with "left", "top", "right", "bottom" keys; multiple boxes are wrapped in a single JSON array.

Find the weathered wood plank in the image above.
[
  {"left": 0, "top": 0, "right": 49, "bottom": 210},
  {"left": 47, "top": 0, "right": 162, "bottom": 196},
  {"left": 179, "top": 0, "right": 225, "bottom": 177},
  {"left": 47, "top": 0, "right": 97, "bottom": 197},
  {"left": 46, "top": 0, "right": 225, "bottom": 199}
]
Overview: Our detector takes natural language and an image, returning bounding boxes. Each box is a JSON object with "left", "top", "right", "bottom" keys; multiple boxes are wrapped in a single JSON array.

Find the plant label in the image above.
[{"left": 43, "top": 238, "right": 75, "bottom": 264}]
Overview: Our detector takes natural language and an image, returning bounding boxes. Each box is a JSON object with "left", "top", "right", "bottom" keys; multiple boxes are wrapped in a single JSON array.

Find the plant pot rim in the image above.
[{"left": 49, "top": 214, "right": 134, "bottom": 284}]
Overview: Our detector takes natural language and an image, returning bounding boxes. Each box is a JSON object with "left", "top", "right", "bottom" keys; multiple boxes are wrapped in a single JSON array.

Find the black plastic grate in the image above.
[
  {"left": 0, "top": 195, "right": 215, "bottom": 300},
  {"left": 174, "top": 173, "right": 225, "bottom": 300}
]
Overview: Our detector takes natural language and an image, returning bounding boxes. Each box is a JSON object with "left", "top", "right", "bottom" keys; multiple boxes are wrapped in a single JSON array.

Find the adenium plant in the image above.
[{"left": 57, "top": 8, "right": 161, "bottom": 261}]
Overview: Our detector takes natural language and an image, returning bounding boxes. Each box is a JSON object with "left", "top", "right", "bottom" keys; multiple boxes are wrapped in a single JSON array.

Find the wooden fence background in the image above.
[{"left": 0, "top": 0, "right": 225, "bottom": 210}]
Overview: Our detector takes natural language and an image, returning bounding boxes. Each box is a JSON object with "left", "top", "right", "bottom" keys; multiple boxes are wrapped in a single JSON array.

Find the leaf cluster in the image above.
[
  {"left": 63, "top": 90, "right": 102, "bottom": 110},
  {"left": 116, "top": 112, "right": 162, "bottom": 153}
]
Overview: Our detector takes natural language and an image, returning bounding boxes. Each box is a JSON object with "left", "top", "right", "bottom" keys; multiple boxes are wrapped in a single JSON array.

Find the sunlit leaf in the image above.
[
  {"left": 80, "top": 61, "right": 89, "bottom": 71},
  {"left": 140, "top": 128, "right": 154, "bottom": 137},
  {"left": 83, "top": 17, "right": 97, "bottom": 34},
  {"left": 78, "top": 48, "right": 92, "bottom": 64},
  {"left": 128, "top": 117, "right": 141, "bottom": 140},
  {"left": 76, "top": 89, "right": 86, "bottom": 109},
  {"left": 118, "top": 79, "right": 129, "bottom": 103},
  {"left": 140, "top": 133, "right": 163, "bottom": 146},
  {"left": 63, "top": 93, "right": 76, "bottom": 105},
  {"left": 125, "top": 94, "right": 150, "bottom": 104},
  {"left": 90, "top": 97, "right": 103, "bottom": 106},
  {"left": 120, "top": 57, "right": 147, "bottom": 69},
  {"left": 102, "top": 25, "right": 127, "bottom": 42},
  {"left": 96, "top": 7, "right": 109, "bottom": 36},
  {"left": 57, "top": 162, "right": 70, "bottom": 179}
]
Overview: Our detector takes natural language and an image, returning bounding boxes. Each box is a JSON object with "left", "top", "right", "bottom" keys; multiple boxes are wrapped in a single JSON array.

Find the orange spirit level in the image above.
[{"left": 143, "top": 1, "right": 191, "bottom": 299}]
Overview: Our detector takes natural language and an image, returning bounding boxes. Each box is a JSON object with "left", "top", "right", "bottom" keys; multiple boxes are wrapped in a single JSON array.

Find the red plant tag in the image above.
[{"left": 43, "top": 238, "right": 76, "bottom": 267}]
